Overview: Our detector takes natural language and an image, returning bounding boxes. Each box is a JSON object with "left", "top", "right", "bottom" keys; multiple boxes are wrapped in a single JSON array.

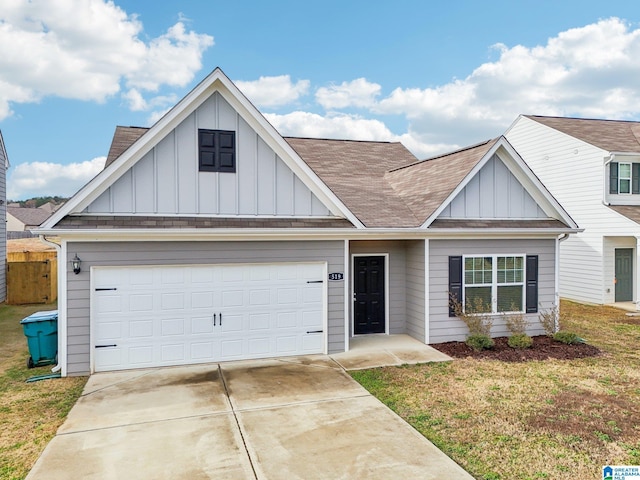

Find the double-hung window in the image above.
[
  {"left": 449, "top": 255, "right": 538, "bottom": 317},
  {"left": 610, "top": 162, "right": 639, "bottom": 194}
]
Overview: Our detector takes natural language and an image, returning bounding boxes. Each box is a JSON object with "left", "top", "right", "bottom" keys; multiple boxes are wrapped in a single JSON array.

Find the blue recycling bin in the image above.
[{"left": 20, "top": 310, "right": 58, "bottom": 368}]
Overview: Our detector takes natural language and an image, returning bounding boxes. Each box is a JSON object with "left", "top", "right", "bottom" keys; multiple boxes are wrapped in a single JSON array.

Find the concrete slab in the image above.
[
  {"left": 221, "top": 356, "right": 367, "bottom": 410},
  {"left": 238, "top": 396, "right": 472, "bottom": 479},
  {"left": 28, "top": 414, "right": 254, "bottom": 480},
  {"left": 332, "top": 334, "right": 452, "bottom": 370},
  {"left": 60, "top": 364, "right": 229, "bottom": 433}
]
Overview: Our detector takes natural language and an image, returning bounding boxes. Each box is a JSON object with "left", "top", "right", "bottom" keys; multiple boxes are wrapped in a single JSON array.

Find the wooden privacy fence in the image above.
[{"left": 7, "top": 251, "right": 58, "bottom": 305}]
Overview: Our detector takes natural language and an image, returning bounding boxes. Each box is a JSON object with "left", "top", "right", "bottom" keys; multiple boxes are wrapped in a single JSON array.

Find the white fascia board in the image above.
[
  {"left": 421, "top": 138, "right": 504, "bottom": 227},
  {"left": 42, "top": 68, "right": 363, "bottom": 230},
  {"left": 36, "top": 226, "right": 581, "bottom": 243},
  {"left": 421, "top": 137, "right": 579, "bottom": 229}
]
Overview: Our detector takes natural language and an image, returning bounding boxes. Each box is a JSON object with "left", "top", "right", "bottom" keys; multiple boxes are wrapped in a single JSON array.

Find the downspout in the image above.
[
  {"left": 555, "top": 233, "right": 570, "bottom": 332},
  {"left": 39, "top": 235, "right": 63, "bottom": 374}
]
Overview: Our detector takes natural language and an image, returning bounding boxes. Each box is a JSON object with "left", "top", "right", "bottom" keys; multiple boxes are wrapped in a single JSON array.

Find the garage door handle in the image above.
[
  {"left": 213, "top": 313, "right": 217, "bottom": 326},
  {"left": 95, "top": 288, "right": 117, "bottom": 291},
  {"left": 306, "top": 330, "right": 323, "bottom": 334},
  {"left": 307, "top": 280, "right": 323, "bottom": 284},
  {"left": 219, "top": 313, "right": 222, "bottom": 326},
  {"left": 95, "top": 344, "right": 117, "bottom": 348}
]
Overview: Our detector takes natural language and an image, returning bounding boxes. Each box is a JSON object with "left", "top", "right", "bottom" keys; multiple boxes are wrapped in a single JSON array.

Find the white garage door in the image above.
[{"left": 92, "top": 263, "right": 326, "bottom": 372}]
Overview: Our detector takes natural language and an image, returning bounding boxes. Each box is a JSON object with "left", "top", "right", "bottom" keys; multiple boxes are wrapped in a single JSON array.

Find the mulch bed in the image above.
[{"left": 433, "top": 336, "right": 602, "bottom": 362}]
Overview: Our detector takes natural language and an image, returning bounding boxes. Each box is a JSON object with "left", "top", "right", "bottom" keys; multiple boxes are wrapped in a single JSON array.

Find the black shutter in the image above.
[
  {"left": 449, "top": 256, "right": 462, "bottom": 317},
  {"left": 633, "top": 164, "right": 640, "bottom": 194},
  {"left": 525, "top": 255, "right": 538, "bottom": 313},
  {"left": 610, "top": 162, "right": 619, "bottom": 194},
  {"left": 217, "top": 131, "right": 236, "bottom": 172}
]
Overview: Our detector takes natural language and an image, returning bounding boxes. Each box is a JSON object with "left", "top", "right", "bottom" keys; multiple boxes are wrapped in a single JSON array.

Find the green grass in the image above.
[
  {"left": 0, "top": 303, "right": 86, "bottom": 480},
  {"left": 351, "top": 300, "right": 640, "bottom": 480}
]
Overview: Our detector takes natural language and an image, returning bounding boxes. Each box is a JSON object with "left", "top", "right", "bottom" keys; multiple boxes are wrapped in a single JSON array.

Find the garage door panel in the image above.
[{"left": 93, "top": 262, "right": 326, "bottom": 372}]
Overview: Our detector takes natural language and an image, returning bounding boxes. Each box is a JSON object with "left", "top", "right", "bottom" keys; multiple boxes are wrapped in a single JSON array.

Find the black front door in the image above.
[{"left": 354, "top": 256, "right": 386, "bottom": 334}]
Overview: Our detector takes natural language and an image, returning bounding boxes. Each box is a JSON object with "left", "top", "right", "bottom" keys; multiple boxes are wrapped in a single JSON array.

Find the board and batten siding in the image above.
[
  {"left": 349, "top": 241, "right": 407, "bottom": 335},
  {"left": 405, "top": 240, "right": 425, "bottom": 342},
  {"left": 87, "top": 92, "right": 330, "bottom": 218},
  {"left": 428, "top": 238, "right": 556, "bottom": 343},
  {"left": 65, "top": 240, "right": 344, "bottom": 376},
  {"left": 506, "top": 117, "right": 640, "bottom": 304},
  {"left": 438, "top": 154, "right": 547, "bottom": 219}
]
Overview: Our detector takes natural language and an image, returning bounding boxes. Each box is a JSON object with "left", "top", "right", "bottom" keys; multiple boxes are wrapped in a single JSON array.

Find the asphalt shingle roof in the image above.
[
  {"left": 105, "top": 126, "right": 148, "bottom": 167},
  {"left": 8, "top": 207, "right": 52, "bottom": 228},
  {"left": 526, "top": 115, "right": 640, "bottom": 153}
]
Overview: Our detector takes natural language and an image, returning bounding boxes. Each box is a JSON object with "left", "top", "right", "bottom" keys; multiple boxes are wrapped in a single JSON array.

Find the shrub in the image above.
[
  {"left": 466, "top": 334, "right": 495, "bottom": 351},
  {"left": 508, "top": 333, "right": 533, "bottom": 349},
  {"left": 553, "top": 331, "right": 585, "bottom": 345},
  {"left": 539, "top": 304, "right": 559, "bottom": 336},
  {"left": 504, "top": 308, "right": 529, "bottom": 335},
  {"left": 449, "top": 293, "right": 493, "bottom": 336}
]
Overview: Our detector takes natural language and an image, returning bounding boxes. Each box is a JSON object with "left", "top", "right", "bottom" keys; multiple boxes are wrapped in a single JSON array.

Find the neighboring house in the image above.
[
  {"left": 7, "top": 206, "right": 52, "bottom": 232},
  {"left": 0, "top": 131, "right": 8, "bottom": 302},
  {"left": 38, "top": 68, "right": 578, "bottom": 377},
  {"left": 506, "top": 115, "right": 640, "bottom": 306}
]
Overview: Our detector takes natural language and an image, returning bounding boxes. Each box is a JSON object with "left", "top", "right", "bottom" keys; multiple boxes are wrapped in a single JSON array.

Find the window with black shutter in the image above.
[{"left": 198, "top": 129, "right": 236, "bottom": 172}]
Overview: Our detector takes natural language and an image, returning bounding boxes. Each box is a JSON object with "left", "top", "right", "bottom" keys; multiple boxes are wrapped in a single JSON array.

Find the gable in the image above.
[
  {"left": 85, "top": 92, "right": 331, "bottom": 217},
  {"left": 437, "top": 154, "right": 547, "bottom": 219}
]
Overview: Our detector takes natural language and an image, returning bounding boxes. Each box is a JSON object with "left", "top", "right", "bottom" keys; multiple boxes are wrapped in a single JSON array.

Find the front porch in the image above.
[{"left": 332, "top": 334, "right": 451, "bottom": 370}]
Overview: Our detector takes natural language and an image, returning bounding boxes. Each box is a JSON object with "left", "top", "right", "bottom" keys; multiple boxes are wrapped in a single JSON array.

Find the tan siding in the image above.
[
  {"left": 65, "top": 240, "right": 345, "bottom": 375},
  {"left": 429, "top": 238, "right": 556, "bottom": 343}
]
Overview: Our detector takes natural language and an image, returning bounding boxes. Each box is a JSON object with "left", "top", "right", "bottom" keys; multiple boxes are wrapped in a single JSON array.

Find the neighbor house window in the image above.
[
  {"left": 449, "top": 254, "right": 537, "bottom": 317},
  {"left": 610, "top": 162, "right": 639, "bottom": 194},
  {"left": 198, "top": 129, "right": 236, "bottom": 172}
]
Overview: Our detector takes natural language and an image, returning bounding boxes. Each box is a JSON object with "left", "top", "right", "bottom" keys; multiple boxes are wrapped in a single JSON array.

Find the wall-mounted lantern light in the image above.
[{"left": 71, "top": 254, "right": 82, "bottom": 275}]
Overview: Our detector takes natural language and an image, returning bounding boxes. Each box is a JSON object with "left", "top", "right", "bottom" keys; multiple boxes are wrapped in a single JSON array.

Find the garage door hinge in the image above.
[
  {"left": 95, "top": 288, "right": 117, "bottom": 291},
  {"left": 307, "top": 280, "right": 323, "bottom": 284},
  {"left": 95, "top": 344, "right": 117, "bottom": 348}
]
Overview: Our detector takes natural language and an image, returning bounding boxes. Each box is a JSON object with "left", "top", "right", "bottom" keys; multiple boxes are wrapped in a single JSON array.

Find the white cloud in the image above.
[
  {"left": 372, "top": 17, "right": 640, "bottom": 146},
  {"left": 316, "top": 78, "right": 381, "bottom": 109},
  {"left": 0, "top": 0, "right": 213, "bottom": 120},
  {"left": 235, "top": 75, "right": 310, "bottom": 107},
  {"left": 8, "top": 156, "right": 106, "bottom": 200}
]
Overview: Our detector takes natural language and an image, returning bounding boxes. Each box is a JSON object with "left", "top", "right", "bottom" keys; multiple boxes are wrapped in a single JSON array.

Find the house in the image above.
[
  {"left": 37, "top": 69, "right": 579, "bottom": 377},
  {"left": 7, "top": 206, "right": 52, "bottom": 232},
  {"left": 0, "top": 131, "right": 8, "bottom": 302},
  {"left": 506, "top": 115, "right": 640, "bottom": 306}
]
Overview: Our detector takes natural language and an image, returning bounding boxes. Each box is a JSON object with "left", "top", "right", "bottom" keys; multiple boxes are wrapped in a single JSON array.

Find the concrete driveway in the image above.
[{"left": 27, "top": 355, "right": 473, "bottom": 479}]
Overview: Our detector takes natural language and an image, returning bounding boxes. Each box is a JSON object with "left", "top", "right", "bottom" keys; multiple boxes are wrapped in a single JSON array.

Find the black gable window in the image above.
[{"left": 198, "top": 129, "right": 236, "bottom": 173}]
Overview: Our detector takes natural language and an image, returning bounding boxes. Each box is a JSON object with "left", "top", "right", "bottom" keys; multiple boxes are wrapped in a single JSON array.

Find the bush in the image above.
[
  {"left": 553, "top": 331, "right": 585, "bottom": 345},
  {"left": 449, "top": 293, "right": 493, "bottom": 336},
  {"left": 504, "top": 308, "right": 529, "bottom": 335},
  {"left": 539, "top": 304, "right": 559, "bottom": 336},
  {"left": 508, "top": 333, "right": 533, "bottom": 349},
  {"left": 466, "top": 334, "right": 495, "bottom": 351}
]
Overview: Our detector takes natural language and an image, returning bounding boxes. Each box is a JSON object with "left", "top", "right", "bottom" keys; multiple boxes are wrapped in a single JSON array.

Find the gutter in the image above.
[{"left": 38, "top": 235, "right": 63, "bottom": 374}]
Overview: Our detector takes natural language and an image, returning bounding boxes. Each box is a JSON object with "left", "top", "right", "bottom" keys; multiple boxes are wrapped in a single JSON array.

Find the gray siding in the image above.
[
  {"left": 65, "top": 240, "right": 345, "bottom": 375},
  {"left": 87, "top": 92, "right": 331, "bottom": 218},
  {"left": 438, "top": 155, "right": 547, "bottom": 219},
  {"left": 0, "top": 135, "right": 6, "bottom": 302},
  {"left": 429, "top": 238, "right": 556, "bottom": 343},
  {"left": 350, "top": 241, "right": 407, "bottom": 335},
  {"left": 405, "top": 240, "right": 425, "bottom": 342}
]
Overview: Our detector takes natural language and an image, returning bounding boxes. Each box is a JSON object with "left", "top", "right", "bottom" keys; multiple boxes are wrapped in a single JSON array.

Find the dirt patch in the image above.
[{"left": 433, "top": 335, "right": 602, "bottom": 362}]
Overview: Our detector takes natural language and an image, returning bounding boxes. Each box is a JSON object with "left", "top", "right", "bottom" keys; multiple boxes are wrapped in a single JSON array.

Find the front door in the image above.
[
  {"left": 353, "top": 256, "right": 386, "bottom": 334},
  {"left": 615, "top": 248, "right": 633, "bottom": 302}
]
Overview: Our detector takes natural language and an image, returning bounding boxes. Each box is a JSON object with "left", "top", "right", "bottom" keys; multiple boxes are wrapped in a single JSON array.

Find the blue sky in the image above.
[{"left": 2, "top": 0, "right": 640, "bottom": 199}]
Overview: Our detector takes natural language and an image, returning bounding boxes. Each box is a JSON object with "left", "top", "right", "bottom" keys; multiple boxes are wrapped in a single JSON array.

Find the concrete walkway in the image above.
[{"left": 27, "top": 353, "right": 471, "bottom": 479}]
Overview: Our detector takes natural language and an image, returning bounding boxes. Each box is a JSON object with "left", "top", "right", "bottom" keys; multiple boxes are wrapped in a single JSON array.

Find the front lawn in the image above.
[
  {"left": 352, "top": 300, "right": 640, "bottom": 480},
  {"left": 0, "top": 304, "right": 86, "bottom": 480}
]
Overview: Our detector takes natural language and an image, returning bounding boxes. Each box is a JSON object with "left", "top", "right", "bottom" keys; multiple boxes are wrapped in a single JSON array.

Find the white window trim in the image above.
[{"left": 462, "top": 254, "right": 526, "bottom": 314}]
